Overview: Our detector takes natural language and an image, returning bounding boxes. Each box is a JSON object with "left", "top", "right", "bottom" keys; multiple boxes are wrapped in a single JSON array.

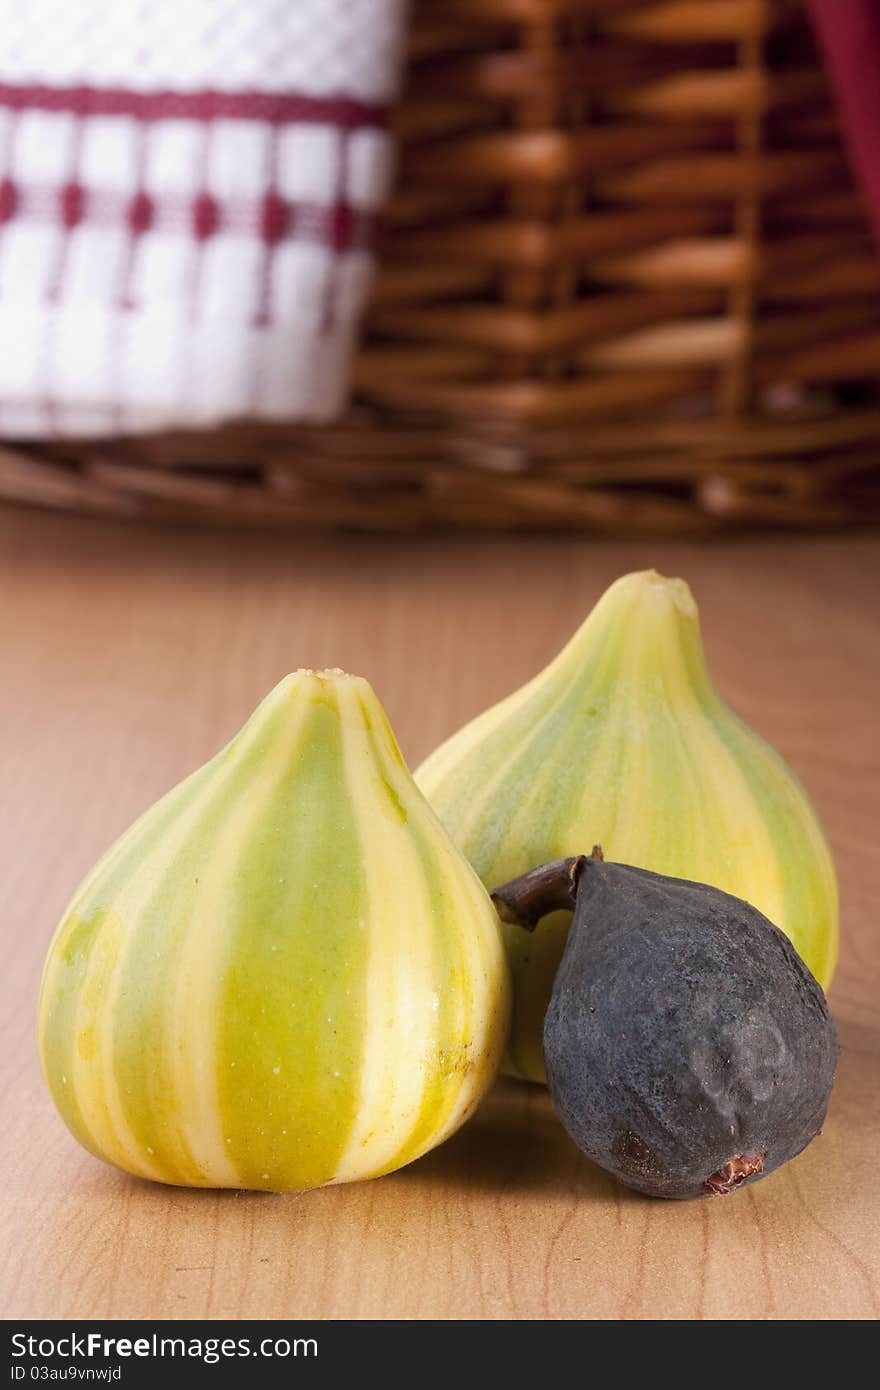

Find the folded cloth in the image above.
[
  {"left": 809, "top": 0, "right": 880, "bottom": 251},
  {"left": 0, "top": 0, "right": 407, "bottom": 437}
]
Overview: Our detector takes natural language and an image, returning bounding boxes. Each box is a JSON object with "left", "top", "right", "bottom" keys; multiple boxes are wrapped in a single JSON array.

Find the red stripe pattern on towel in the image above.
[{"left": 0, "top": 0, "right": 407, "bottom": 438}]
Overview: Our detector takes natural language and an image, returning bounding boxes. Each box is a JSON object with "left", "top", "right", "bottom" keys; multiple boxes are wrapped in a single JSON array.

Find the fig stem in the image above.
[{"left": 491, "top": 856, "right": 589, "bottom": 932}]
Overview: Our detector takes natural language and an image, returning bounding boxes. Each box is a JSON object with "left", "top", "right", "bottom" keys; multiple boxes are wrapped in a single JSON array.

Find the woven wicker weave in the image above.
[{"left": 3, "top": 0, "right": 880, "bottom": 531}]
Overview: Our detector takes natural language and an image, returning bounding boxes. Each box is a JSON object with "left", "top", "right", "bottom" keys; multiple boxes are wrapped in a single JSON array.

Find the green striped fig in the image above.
[
  {"left": 39, "top": 670, "right": 511, "bottom": 1191},
  {"left": 417, "top": 570, "right": 839, "bottom": 1084}
]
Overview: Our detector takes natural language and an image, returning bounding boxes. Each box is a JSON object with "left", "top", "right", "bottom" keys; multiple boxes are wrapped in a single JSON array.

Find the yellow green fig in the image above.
[
  {"left": 38, "top": 671, "right": 510, "bottom": 1190},
  {"left": 417, "top": 571, "right": 839, "bottom": 1083}
]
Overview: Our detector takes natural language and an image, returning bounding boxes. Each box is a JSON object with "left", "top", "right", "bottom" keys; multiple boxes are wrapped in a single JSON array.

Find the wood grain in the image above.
[
  {"left": 3, "top": 5, "right": 880, "bottom": 535},
  {"left": 1, "top": 509, "right": 878, "bottom": 1321}
]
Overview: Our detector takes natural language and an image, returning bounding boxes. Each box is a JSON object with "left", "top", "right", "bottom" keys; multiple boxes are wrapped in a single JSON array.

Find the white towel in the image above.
[{"left": 0, "top": 0, "right": 407, "bottom": 437}]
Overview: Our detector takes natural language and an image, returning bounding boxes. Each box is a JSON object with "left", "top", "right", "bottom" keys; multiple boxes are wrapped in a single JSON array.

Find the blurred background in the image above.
[
  {"left": 2, "top": 1, "right": 879, "bottom": 1320},
  {"left": 0, "top": 0, "right": 878, "bottom": 532}
]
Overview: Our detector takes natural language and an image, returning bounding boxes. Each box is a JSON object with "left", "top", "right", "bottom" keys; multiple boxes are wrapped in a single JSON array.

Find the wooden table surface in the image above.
[{"left": 1, "top": 508, "right": 878, "bottom": 1322}]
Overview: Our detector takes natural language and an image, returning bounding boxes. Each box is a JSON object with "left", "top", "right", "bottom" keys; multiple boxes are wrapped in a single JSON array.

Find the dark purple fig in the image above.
[{"left": 492, "top": 854, "right": 837, "bottom": 1200}]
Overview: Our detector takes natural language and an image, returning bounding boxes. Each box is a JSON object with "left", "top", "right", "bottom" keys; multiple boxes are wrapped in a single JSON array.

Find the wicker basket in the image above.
[{"left": 3, "top": 0, "right": 880, "bottom": 532}]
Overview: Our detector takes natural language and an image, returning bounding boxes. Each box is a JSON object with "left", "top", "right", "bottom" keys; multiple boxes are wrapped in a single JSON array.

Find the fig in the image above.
[
  {"left": 417, "top": 570, "right": 838, "bottom": 1082},
  {"left": 38, "top": 670, "right": 510, "bottom": 1191},
  {"left": 493, "top": 854, "right": 838, "bottom": 1199}
]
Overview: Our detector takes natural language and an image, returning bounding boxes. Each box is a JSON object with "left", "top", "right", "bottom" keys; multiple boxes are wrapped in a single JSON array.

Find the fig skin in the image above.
[
  {"left": 419, "top": 570, "right": 839, "bottom": 1085},
  {"left": 496, "top": 857, "right": 838, "bottom": 1200}
]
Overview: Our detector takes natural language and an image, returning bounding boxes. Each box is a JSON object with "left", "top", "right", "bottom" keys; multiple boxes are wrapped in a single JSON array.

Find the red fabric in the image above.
[
  {"left": 809, "top": 0, "right": 880, "bottom": 248},
  {"left": 0, "top": 0, "right": 406, "bottom": 436},
  {"left": 0, "top": 82, "right": 386, "bottom": 129}
]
